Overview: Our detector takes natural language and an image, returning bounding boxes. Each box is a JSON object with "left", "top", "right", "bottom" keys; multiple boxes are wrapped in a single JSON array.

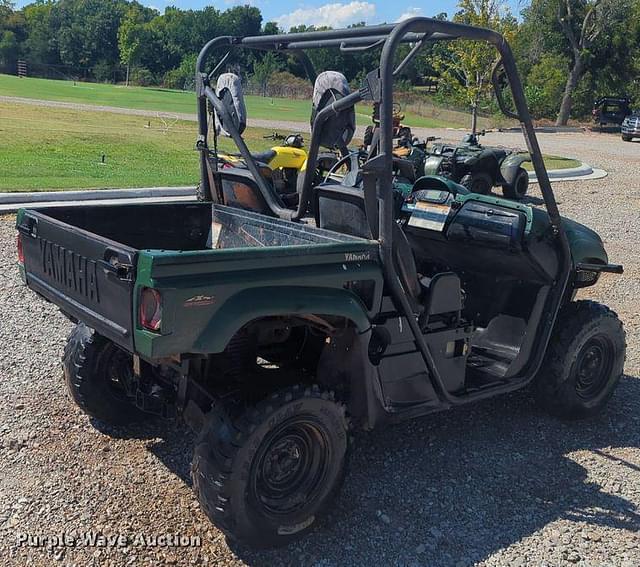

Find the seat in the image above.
[
  {"left": 316, "top": 182, "right": 462, "bottom": 320},
  {"left": 392, "top": 221, "right": 422, "bottom": 304},
  {"left": 310, "top": 71, "right": 356, "bottom": 150},
  {"left": 296, "top": 72, "right": 356, "bottom": 214},
  {"left": 214, "top": 73, "right": 247, "bottom": 136},
  {"left": 250, "top": 149, "right": 277, "bottom": 164}
]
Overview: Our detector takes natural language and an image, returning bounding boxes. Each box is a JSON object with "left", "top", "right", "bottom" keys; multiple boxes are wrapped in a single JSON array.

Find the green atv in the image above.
[
  {"left": 423, "top": 130, "right": 530, "bottom": 199},
  {"left": 17, "top": 18, "right": 625, "bottom": 549}
]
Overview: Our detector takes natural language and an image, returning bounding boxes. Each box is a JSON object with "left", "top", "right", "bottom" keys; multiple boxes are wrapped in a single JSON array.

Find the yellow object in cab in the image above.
[{"left": 268, "top": 146, "right": 308, "bottom": 170}]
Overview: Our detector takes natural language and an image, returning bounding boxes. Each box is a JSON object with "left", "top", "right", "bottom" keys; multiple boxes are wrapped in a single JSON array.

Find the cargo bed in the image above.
[{"left": 17, "top": 203, "right": 379, "bottom": 353}]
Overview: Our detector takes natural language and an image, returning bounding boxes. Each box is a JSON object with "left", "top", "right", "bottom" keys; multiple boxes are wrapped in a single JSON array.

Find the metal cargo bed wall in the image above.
[
  {"left": 41, "top": 204, "right": 214, "bottom": 251},
  {"left": 17, "top": 209, "right": 139, "bottom": 350}
]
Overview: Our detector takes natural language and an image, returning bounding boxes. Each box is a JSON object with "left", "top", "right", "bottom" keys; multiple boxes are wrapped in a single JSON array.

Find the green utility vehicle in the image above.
[{"left": 17, "top": 18, "right": 625, "bottom": 549}]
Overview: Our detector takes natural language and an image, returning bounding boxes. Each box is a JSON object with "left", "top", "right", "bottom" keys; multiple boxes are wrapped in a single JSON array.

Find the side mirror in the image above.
[{"left": 491, "top": 59, "right": 519, "bottom": 121}]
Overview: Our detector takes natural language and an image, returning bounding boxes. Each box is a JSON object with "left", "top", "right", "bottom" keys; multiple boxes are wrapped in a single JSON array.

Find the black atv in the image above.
[{"left": 423, "top": 131, "right": 529, "bottom": 200}]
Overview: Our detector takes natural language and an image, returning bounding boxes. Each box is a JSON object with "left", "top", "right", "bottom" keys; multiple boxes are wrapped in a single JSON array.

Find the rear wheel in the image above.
[
  {"left": 191, "top": 384, "right": 349, "bottom": 547},
  {"left": 460, "top": 172, "right": 493, "bottom": 194},
  {"left": 62, "top": 323, "right": 144, "bottom": 425},
  {"left": 533, "top": 301, "right": 626, "bottom": 419},
  {"left": 502, "top": 167, "right": 529, "bottom": 200}
]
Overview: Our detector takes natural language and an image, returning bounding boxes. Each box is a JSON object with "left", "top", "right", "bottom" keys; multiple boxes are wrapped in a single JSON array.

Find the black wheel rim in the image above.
[
  {"left": 574, "top": 335, "right": 614, "bottom": 400},
  {"left": 105, "top": 349, "right": 133, "bottom": 400},
  {"left": 250, "top": 416, "right": 331, "bottom": 519}
]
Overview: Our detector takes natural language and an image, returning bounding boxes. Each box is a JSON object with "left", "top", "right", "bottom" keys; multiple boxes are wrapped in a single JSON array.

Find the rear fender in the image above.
[
  {"left": 194, "top": 286, "right": 371, "bottom": 353},
  {"left": 500, "top": 153, "right": 528, "bottom": 185}
]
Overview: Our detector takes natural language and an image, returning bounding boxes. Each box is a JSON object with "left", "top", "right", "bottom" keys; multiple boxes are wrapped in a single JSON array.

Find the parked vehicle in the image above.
[
  {"left": 423, "top": 130, "right": 530, "bottom": 199},
  {"left": 17, "top": 18, "right": 625, "bottom": 549},
  {"left": 592, "top": 96, "right": 631, "bottom": 129},
  {"left": 621, "top": 110, "right": 640, "bottom": 141}
]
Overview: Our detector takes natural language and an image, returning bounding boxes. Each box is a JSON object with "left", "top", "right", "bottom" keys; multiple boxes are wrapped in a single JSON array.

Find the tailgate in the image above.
[{"left": 18, "top": 210, "right": 137, "bottom": 350}]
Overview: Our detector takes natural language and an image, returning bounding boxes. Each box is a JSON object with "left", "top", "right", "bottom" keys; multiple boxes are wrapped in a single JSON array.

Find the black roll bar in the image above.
[{"left": 377, "top": 17, "right": 572, "bottom": 406}]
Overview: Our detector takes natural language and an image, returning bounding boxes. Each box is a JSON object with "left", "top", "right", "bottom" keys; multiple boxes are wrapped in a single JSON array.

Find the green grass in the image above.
[
  {"left": 0, "top": 102, "right": 274, "bottom": 191},
  {"left": 0, "top": 73, "right": 450, "bottom": 129},
  {"left": 523, "top": 155, "right": 581, "bottom": 172},
  {"left": 0, "top": 97, "right": 577, "bottom": 192}
]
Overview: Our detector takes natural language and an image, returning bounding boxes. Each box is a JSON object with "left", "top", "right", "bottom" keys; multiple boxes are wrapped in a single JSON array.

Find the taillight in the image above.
[
  {"left": 16, "top": 233, "right": 24, "bottom": 264},
  {"left": 139, "top": 287, "right": 162, "bottom": 332}
]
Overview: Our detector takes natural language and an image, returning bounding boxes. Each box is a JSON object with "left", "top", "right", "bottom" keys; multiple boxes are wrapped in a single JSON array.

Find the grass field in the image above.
[
  {"left": 0, "top": 74, "right": 452, "bottom": 129},
  {"left": 522, "top": 155, "right": 580, "bottom": 171},
  {"left": 0, "top": 102, "right": 275, "bottom": 191},
  {"left": 0, "top": 92, "right": 577, "bottom": 192}
]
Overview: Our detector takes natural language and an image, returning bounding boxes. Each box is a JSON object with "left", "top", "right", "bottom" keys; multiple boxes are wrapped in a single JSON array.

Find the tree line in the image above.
[{"left": 1, "top": 0, "right": 638, "bottom": 125}]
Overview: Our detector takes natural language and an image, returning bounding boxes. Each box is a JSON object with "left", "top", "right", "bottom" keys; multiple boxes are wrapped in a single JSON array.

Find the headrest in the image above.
[
  {"left": 311, "top": 71, "right": 355, "bottom": 149},
  {"left": 215, "top": 73, "right": 247, "bottom": 137}
]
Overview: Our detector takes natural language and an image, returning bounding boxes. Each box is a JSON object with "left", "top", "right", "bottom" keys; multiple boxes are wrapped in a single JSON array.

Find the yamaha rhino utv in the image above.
[{"left": 16, "top": 18, "right": 625, "bottom": 549}]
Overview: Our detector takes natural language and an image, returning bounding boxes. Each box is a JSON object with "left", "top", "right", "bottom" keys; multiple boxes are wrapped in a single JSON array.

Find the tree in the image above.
[
  {"left": 118, "top": 5, "right": 146, "bottom": 86},
  {"left": 555, "top": 0, "right": 627, "bottom": 125},
  {"left": 0, "top": 29, "right": 17, "bottom": 68},
  {"left": 251, "top": 51, "right": 280, "bottom": 96},
  {"left": 525, "top": 53, "right": 570, "bottom": 118},
  {"left": 434, "top": 0, "right": 516, "bottom": 133},
  {"left": 22, "top": 1, "right": 57, "bottom": 67}
]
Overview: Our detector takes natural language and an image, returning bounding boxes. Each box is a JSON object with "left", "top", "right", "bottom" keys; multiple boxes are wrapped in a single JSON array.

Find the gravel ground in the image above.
[{"left": 0, "top": 130, "right": 639, "bottom": 566}]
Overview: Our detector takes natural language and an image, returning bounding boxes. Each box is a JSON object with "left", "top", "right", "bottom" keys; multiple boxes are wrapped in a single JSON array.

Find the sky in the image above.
[{"left": 13, "top": 0, "right": 523, "bottom": 31}]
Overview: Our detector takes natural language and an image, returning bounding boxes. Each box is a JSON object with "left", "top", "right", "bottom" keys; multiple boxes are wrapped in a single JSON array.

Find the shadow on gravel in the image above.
[
  {"left": 227, "top": 374, "right": 640, "bottom": 567},
  {"left": 90, "top": 417, "right": 195, "bottom": 485}
]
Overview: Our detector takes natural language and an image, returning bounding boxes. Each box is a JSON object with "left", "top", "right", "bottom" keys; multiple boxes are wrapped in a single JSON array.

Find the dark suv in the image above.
[
  {"left": 622, "top": 110, "right": 640, "bottom": 141},
  {"left": 592, "top": 96, "right": 631, "bottom": 129}
]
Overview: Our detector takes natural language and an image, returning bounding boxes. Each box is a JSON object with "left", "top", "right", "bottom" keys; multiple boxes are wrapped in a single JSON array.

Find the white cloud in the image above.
[
  {"left": 276, "top": 1, "right": 376, "bottom": 31},
  {"left": 396, "top": 7, "right": 423, "bottom": 21}
]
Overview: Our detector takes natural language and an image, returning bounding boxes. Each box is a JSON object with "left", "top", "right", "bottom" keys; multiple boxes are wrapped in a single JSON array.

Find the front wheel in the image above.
[
  {"left": 533, "top": 301, "right": 626, "bottom": 419},
  {"left": 460, "top": 172, "right": 493, "bottom": 194},
  {"left": 622, "top": 134, "right": 632, "bottom": 142},
  {"left": 192, "top": 385, "right": 349, "bottom": 548},
  {"left": 502, "top": 167, "right": 529, "bottom": 200}
]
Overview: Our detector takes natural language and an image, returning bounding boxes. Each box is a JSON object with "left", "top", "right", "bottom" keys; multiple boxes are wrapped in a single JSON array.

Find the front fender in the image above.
[
  {"left": 500, "top": 153, "right": 529, "bottom": 185},
  {"left": 423, "top": 155, "right": 444, "bottom": 176},
  {"left": 194, "top": 286, "right": 371, "bottom": 353}
]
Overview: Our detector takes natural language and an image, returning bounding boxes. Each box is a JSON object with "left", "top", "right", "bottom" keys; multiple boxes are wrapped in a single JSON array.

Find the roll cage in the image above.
[{"left": 195, "top": 18, "right": 572, "bottom": 408}]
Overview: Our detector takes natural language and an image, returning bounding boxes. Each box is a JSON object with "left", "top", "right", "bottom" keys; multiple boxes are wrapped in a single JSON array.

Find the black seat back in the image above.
[
  {"left": 311, "top": 71, "right": 356, "bottom": 150},
  {"left": 316, "top": 183, "right": 422, "bottom": 302}
]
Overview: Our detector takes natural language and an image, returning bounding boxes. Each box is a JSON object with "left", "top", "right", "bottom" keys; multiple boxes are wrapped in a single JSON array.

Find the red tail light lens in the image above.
[
  {"left": 139, "top": 287, "right": 162, "bottom": 332},
  {"left": 16, "top": 233, "right": 24, "bottom": 264}
]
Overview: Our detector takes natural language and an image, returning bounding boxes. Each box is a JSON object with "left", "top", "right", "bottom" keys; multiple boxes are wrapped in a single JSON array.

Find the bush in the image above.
[
  {"left": 92, "top": 60, "right": 117, "bottom": 83},
  {"left": 245, "top": 70, "right": 312, "bottom": 99},
  {"left": 131, "top": 67, "right": 156, "bottom": 87},
  {"left": 525, "top": 54, "right": 569, "bottom": 119},
  {"left": 163, "top": 54, "right": 197, "bottom": 91}
]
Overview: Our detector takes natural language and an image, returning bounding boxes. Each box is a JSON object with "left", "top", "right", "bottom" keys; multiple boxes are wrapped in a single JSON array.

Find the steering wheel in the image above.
[{"left": 323, "top": 150, "right": 365, "bottom": 186}]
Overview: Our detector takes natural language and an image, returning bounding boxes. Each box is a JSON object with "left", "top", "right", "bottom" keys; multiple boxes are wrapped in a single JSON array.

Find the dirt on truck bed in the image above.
[{"left": 1, "top": 129, "right": 639, "bottom": 566}]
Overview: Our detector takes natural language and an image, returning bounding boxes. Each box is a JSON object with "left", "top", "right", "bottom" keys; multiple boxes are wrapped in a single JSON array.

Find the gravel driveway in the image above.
[{"left": 0, "top": 130, "right": 639, "bottom": 566}]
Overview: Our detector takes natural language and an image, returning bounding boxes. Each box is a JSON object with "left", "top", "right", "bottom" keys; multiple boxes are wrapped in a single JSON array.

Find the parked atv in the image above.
[
  {"left": 17, "top": 19, "right": 625, "bottom": 550},
  {"left": 423, "top": 131, "right": 530, "bottom": 199}
]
